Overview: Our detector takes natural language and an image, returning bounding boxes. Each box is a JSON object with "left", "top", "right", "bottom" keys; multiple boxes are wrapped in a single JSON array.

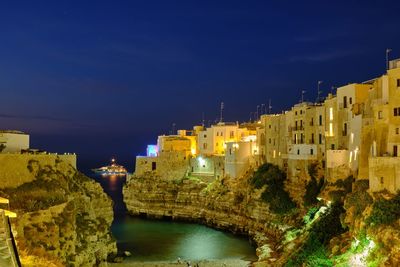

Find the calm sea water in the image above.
[{"left": 86, "top": 171, "right": 257, "bottom": 262}]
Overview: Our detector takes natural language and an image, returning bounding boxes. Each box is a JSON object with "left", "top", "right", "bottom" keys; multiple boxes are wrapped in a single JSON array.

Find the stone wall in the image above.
[
  {"left": 369, "top": 156, "right": 400, "bottom": 193},
  {"left": 135, "top": 151, "right": 189, "bottom": 180},
  {"left": 0, "top": 154, "right": 76, "bottom": 189}
]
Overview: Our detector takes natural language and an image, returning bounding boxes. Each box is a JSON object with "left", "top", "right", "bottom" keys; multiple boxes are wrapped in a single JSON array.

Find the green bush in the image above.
[
  {"left": 304, "top": 176, "right": 325, "bottom": 206},
  {"left": 286, "top": 202, "right": 347, "bottom": 266},
  {"left": 344, "top": 180, "right": 372, "bottom": 218},
  {"left": 250, "top": 163, "right": 296, "bottom": 214},
  {"left": 366, "top": 192, "right": 400, "bottom": 226}
]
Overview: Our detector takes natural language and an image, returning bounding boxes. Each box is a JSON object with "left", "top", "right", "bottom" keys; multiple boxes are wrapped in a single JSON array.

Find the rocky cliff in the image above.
[
  {"left": 123, "top": 163, "right": 400, "bottom": 267},
  {"left": 123, "top": 170, "right": 300, "bottom": 266},
  {"left": 0, "top": 156, "right": 117, "bottom": 266}
]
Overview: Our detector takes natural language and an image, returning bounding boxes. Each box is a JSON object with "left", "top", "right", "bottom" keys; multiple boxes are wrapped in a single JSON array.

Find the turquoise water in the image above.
[
  {"left": 112, "top": 216, "right": 257, "bottom": 262},
  {"left": 87, "top": 172, "right": 257, "bottom": 262}
]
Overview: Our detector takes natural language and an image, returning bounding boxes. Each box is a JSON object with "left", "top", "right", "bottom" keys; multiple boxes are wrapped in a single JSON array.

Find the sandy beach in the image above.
[{"left": 109, "top": 259, "right": 251, "bottom": 267}]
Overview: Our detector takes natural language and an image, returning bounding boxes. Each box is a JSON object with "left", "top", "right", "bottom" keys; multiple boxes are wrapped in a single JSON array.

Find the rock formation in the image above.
[{"left": 0, "top": 156, "right": 117, "bottom": 266}]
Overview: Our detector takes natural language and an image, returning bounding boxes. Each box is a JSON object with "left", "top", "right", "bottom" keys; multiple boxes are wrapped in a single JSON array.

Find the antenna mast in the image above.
[{"left": 220, "top": 102, "right": 224, "bottom": 123}]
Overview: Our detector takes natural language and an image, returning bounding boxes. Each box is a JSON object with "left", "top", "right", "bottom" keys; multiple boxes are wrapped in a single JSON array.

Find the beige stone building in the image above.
[{"left": 0, "top": 131, "right": 29, "bottom": 153}]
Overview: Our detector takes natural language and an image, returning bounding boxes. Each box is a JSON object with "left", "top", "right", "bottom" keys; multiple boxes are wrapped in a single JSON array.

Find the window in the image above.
[
  {"left": 343, "top": 96, "right": 347, "bottom": 108},
  {"left": 349, "top": 97, "right": 353, "bottom": 105},
  {"left": 300, "top": 110, "right": 303, "bottom": 114},
  {"left": 229, "top": 148, "right": 232, "bottom": 155},
  {"left": 295, "top": 111, "right": 297, "bottom": 115},
  {"left": 216, "top": 132, "right": 219, "bottom": 136},
  {"left": 311, "top": 133, "right": 314, "bottom": 144},
  {"left": 380, "top": 177, "right": 384, "bottom": 185},
  {"left": 343, "top": 123, "right": 347, "bottom": 136},
  {"left": 269, "top": 138, "right": 271, "bottom": 144},
  {"left": 310, "top": 118, "right": 314, "bottom": 126},
  {"left": 297, "top": 149, "right": 300, "bottom": 155},
  {"left": 378, "top": 111, "right": 383, "bottom": 119},
  {"left": 396, "top": 128, "right": 399, "bottom": 135},
  {"left": 319, "top": 133, "right": 322, "bottom": 144},
  {"left": 151, "top": 162, "right": 157, "bottom": 171},
  {"left": 204, "top": 134, "right": 207, "bottom": 138},
  {"left": 394, "top": 107, "right": 400, "bottom": 116},
  {"left": 331, "top": 144, "right": 335, "bottom": 150},
  {"left": 221, "top": 132, "right": 223, "bottom": 136},
  {"left": 203, "top": 143, "right": 207, "bottom": 149},
  {"left": 310, "top": 149, "right": 314, "bottom": 155},
  {"left": 269, "top": 125, "right": 271, "bottom": 129},
  {"left": 230, "top": 131, "right": 234, "bottom": 138},
  {"left": 394, "top": 145, "right": 398, "bottom": 157},
  {"left": 319, "top": 115, "right": 323, "bottom": 125},
  {"left": 397, "top": 79, "right": 400, "bottom": 87}
]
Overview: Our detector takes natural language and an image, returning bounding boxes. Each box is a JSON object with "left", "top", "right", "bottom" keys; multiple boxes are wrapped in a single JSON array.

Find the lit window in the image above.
[{"left": 329, "top": 108, "right": 333, "bottom": 121}]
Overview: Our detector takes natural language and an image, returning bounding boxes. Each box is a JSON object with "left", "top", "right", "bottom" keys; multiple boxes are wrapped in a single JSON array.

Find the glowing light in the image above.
[
  {"left": 351, "top": 133, "right": 354, "bottom": 144},
  {"left": 329, "top": 107, "right": 333, "bottom": 121},
  {"left": 273, "top": 150, "right": 276, "bottom": 158},
  {"left": 349, "top": 236, "right": 376, "bottom": 266},
  {"left": 329, "top": 123, "right": 333, "bottom": 136},
  {"left": 349, "top": 151, "right": 353, "bottom": 163},
  {"left": 198, "top": 156, "right": 206, "bottom": 166},
  {"left": 191, "top": 148, "right": 196, "bottom": 155},
  {"left": 147, "top": 145, "right": 158, "bottom": 157}
]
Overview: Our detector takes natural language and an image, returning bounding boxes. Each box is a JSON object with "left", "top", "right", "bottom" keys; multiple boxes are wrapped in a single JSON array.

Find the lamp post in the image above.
[
  {"left": 386, "top": 48, "right": 392, "bottom": 70},
  {"left": 268, "top": 99, "right": 272, "bottom": 114},
  {"left": 317, "top": 81, "right": 323, "bottom": 103},
  {"left": 301, "top": 90, "right": 306, "bottom": 103}
]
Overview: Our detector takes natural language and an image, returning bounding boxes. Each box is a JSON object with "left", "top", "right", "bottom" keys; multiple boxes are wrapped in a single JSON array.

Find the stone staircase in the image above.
[{"left": 0, "top": 211, "right": 19, "bottom": 267}]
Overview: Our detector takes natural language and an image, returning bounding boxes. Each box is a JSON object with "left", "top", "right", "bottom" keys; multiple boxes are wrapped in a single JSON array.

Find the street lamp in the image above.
[
  {"left": 317, "top": 81, "right": 323, "bottom": 103},
  {"left": 386, "top": 48, "right": 392, "bottom": 70}
]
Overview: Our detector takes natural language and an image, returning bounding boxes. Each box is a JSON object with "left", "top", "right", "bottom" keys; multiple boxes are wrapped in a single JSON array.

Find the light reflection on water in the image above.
[
  {"left": 87, "top": 171, "right": 257, "bottom": 262},
  {"left": 112, "top": 216, "right": 257, "bottom": 262}
]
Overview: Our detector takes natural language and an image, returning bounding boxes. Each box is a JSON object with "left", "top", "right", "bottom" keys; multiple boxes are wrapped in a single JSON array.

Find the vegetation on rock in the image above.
[
  {"left": 286, "top": 202, "right": 347, "bottom": 267},
  {"left": 250, "top": 163, "right": 296, "bottom": 214},
  {"left": 304, "top": 163, "right": 325, "bottom": 207},
  {"left": 366, "top": 191, "right": 400, "bottom": 226}
]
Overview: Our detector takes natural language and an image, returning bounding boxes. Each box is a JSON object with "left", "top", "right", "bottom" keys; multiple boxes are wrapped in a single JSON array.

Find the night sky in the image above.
[{"left": 1, "top": 1, "right": 400, "bottom": 170}]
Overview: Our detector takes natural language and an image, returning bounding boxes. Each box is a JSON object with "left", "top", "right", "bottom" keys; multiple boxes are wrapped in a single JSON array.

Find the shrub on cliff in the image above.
[
  {"left": 366, "top": 191, "right": 400, "bottom": 226},
  {"left": 250, "top": 163, "right": 296, "bottom": 214},
  {"left": 286, "top": 202, "right": 347, "bottom": 266},
  {"left": 344, "top": 179, "right": 372, "bottom": 219},
  {"left": 304, "top": 164, "right": 325, "bottom": 206}
]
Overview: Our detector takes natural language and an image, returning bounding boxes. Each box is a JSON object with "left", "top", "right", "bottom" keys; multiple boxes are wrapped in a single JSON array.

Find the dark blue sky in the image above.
[{"left": 1, "top": 1, "right": 400, "bottom": 170}]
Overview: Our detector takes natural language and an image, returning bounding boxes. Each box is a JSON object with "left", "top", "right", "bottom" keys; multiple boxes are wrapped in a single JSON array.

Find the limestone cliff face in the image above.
[
  {"left": 0, "top": 156, "right": 117, "bottom": 267},
  {"left": 123, "top": 173, "right": 295, "bottom": 265},
  {"left": 343, "top": 180, "right": 400, "bottom": 266}
]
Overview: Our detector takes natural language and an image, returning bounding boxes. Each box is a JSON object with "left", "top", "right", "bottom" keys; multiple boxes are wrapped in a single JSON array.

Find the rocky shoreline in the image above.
[
  {"left": 123, "top": 174, "right": 293, "bottom": 265},
  {"left": 110, "top": 258, "right": 251, "bottom": 267}
]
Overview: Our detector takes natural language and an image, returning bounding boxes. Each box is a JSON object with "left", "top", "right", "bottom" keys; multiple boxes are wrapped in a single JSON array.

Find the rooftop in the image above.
[{"left": 0, "top": 130, "right": 26, "bottom": 135}]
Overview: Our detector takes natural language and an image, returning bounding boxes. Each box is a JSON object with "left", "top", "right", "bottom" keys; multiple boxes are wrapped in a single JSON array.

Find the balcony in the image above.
[{"left": 289, "top": 126, "right": 304, "bottom": 131}]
